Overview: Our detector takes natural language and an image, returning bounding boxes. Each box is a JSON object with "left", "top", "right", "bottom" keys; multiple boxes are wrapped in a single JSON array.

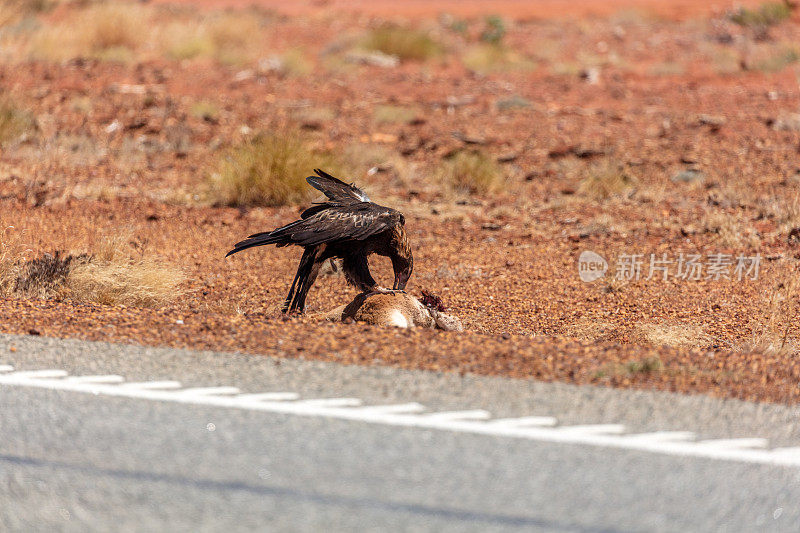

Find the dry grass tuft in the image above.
[
  {"left": 702, "top": 211, "right": 761, "bottom": 250},
  {"left": 0, "top": 94, "right": 33, "bottom": 146},
  {"left": 31, "top": 2, "right": 148, "bottom": 62},
  {"left": 190, "top": 100, "right": 220, "bottom": 123},
  {"left": 67, "top": 257, "right": 183, "bottom": 307},
  {"left": 462, "top": 44, "right": 534, "bottom": 74},
  {"left": 13, "top": 251, "right": 86, "bottom": 299},
  {"left": 0, "top": 0, "right": 51, "bottom": 29},
  {"left": 623, "top": 356, "right": 664, "bottom": 375},
  {"left": 363, "top": 25, "right": 442, "bottom": 61},
  {"left": 578, "top": 160, "right": 635, "bottom": 200},
  {"left": 373, "top": 105, "right": 419, "bottom": 125},
  {"left": 633, "top": 322, "right": 710, "bottom": 349},
  {"left": 739, "top": 266, "right": 799, "bottom": 356},
  {"left": 729, "top": 2, "right": 793, "bottom": 33},
  {"left": 208, "top": 130, "right": 345, "bottom": 207},
  {"left": 0, "top": 232, "right": 184, "bottom": 307},
  {"left": 563, "top": 318, "right": 615, "bottom": 342},
  {"left": 438, "top": 150, "right": 504, "bottom": 195}
]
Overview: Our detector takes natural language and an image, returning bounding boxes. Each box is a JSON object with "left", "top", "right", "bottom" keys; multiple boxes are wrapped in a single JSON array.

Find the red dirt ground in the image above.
[
  {"left": 1, "top": 0, "right": 800, "bottom": 403},
  {"left": 154, "top": 0, "right": 775, "bottom": 20}
]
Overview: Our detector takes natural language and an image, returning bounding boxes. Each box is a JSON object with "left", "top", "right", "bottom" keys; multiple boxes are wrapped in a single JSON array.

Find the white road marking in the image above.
[
  {"left": 555, "top": 424, "right": 627, "bottom": 436},
  {"left": 10, "top": 370, "right": 68, "bottom": 379},
  {"left": 121, "top": 381, "right": 183, "bottom": 390},
  {"left": 65, "top": 375, "right": 125, "bottom": 384},
  {"left": 697, "top": 438, "right": 769, "bottom": 450},
  {"left": 490, "top": 416, "right": 558, "bottom": 428},
  {"left": 236, "top": 392, "right": 300, "bottom": 402},
  {"left": 1, "top": 366, "right": 799, "bottom": 467},
  {"left": 0, "top": 365, "right": 14, "bottom": 372},
  {"left": 425, "top": 410, "right": 492, "bottom": 421},
  {"left": 297, "top": 398, "right": 363, "bottom": 407},
  {"left": 357, "top": 403, "right": 427, "bottom": 415},
  {"left": 176, "top": 387, "right": 241, "bottom": 396},
  {"left": 624, "top": 431, "right": 696, "bottom": 443}
]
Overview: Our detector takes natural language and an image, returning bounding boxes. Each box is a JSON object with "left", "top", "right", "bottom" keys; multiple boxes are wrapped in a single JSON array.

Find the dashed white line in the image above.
[{"left": 1, "top": 364, "right": 799, "bottom": 467}]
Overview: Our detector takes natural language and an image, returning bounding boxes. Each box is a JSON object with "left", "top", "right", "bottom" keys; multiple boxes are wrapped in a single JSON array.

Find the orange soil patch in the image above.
[{"left": 153, "top": 0, "right": 774, "bottom": 20}]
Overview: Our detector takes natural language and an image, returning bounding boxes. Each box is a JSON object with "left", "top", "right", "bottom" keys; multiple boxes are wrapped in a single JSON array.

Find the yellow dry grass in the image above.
[
  {"left": 0, "top": 230, "right": 184, "bottom": 308},
  {"left": 30, "top": 2, "right": 149, "bottom": 62},
  {"left": 0, "top": 94, "right": 33, "bottom": 146},
  {"left": 578, "top": 160, "right": 636, "bottom": 200},
  {"left": 363, "top": 25, "right": 442, "bottom": 61},
  {"left": 208, "top": 129, "right": 345, "bottom": 207},
  {"left": 437, "top": 150, "right": 504, "bottom": 195},
  {"left": 632, "top": 322, "right": 710, "bottom": 349}
]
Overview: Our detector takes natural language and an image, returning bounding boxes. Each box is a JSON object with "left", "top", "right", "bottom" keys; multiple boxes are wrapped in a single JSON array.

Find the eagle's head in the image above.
[{"left": 390, "top": 224, "right": 413, "bottom": 290}]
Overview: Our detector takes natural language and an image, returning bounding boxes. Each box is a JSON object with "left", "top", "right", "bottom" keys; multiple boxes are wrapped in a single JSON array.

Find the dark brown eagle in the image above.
[{"left": 226, "top": 169, "right": 413, "bottom": 314}]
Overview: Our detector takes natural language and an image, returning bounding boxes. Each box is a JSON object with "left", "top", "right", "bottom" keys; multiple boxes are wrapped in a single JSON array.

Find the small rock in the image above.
[
  {"left": 697, "top": 114, "right": 726, "bottom": 127},
  {"left": 104, "top": 120, "right": 121, "bottom": 134},
  {"left": 769, "top": 112, "right": 800, "bottom": 132},
  {"left": 345, "top": 51, "right": 399, "bottom": 68},
  {"left": 671, "top": 169, "right": 705, "bottom": 184},
  {"left": 27, "top": 328, "right": 40, "bottom": 336},
  {"left": 495, "top": 95, "right": 531, "bottom": 111},
  {"left": 580, "top": 67, "right": 600, "bottom": 84}
]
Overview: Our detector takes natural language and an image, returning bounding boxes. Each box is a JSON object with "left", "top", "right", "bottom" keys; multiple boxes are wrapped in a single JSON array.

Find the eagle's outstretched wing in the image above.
[
  {"left": 306, "top": 169, "right": 370, "bottom": 203},
  {"left": 225, "top": 202, "right": 398, "bottom": 257}
]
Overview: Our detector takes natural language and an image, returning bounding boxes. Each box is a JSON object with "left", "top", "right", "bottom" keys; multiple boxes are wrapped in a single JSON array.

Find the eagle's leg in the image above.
[
  {"left": 283, "top": 247, "right": 317, "bottom": 313},
  {"left": 342, "top": 253, "right": 378, "bottom": 293},
  {"left": 290, "top": 255, "right": 324, "bottom": 313}
]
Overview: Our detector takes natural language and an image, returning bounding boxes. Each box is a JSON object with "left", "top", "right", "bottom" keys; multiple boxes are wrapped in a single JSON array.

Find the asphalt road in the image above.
[{"left": 1, "top": 333, "right": 800, "bottom": 532}]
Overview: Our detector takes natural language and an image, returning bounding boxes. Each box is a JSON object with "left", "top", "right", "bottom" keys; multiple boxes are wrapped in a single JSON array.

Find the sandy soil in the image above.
[
  {"left": 153, "top": 0, "right": 777, "bottom": 20},
  {"left": 1, "top": 0, "right": 799, "bottom": 403}
]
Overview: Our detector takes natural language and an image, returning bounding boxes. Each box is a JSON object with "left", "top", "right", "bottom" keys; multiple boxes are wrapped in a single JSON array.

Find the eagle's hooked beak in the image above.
[{"left": 393, "top": 267, "right": 411, "bottom": 290}]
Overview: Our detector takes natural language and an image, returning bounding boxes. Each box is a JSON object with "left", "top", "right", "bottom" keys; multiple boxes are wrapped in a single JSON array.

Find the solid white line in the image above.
[
  {"left": 1, "top": 368, "right": 799, "bottom": 468},
  {"left": 176, "top": 387, "right": 241, "bottom": 396},
  {"left": 490, "top": 416, "right": 558, "bottom": 428},
  {"left": 0, "top": 365, "right": 14, "bottom": 373},
  {"left": 624, "top": 431, "right": 696, "bottom": 443},
  {"left": 65, "top": 375, "right": 125, "bottom": 384},
  {"left": 8, "top": 370, "right": 68, "bottom": 379},
  {"left": 696, "top": 438, "right": 768, "bottom": 450},
  {"left": 296, "top": 398, "right": 363, "bottom": 407},
  {"left": 356, "top": 403, "right": 427, "bottom": 415},
  {"left": 120, "top": 381, "right": 183, "bottom": 390},
  {"left": 425, "top": 410, "right": 492, "bottom": 421},
  {"left": 555, "top": 424, "right": 626, "bottom": 435},
  {"left": 235, "top": 392, "right": 300, "bottom": 402}
]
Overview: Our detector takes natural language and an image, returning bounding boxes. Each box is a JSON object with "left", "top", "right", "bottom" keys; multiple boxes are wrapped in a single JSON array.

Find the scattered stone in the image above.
[
  {"left": 104, "top": 120, "right": 121, "bottom": 134},
  {"left": 452, "top": 131, "right": 486, "bottom": 145},
  {"left": 697, "top": 114, "right": 726, "bottom": 127},
  {"left": 580, "top": 67, "right": 600, "bottom": 84},
  {"left": 345, "top": 51, "right": 399, "bottom": 68},
  {"left": 233, "top": 70, "right": 255, "bottom": 82},
  {"left": 769, "top": 112, "right": 800, "bottom": 132},
  {"left": 495, "top": 95, "right": 531, "bottom": 111},
  {"left": 496, "top": 152, "right": 518, "bottom": 163},
  {"left": 672, "top": 169, "right": 706, "bottom": 184}
]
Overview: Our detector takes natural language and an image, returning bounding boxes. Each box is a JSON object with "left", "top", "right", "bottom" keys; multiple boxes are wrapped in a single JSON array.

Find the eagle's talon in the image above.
[{"left": 365, "top": 287, "right": 405, "bottom": 296}]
